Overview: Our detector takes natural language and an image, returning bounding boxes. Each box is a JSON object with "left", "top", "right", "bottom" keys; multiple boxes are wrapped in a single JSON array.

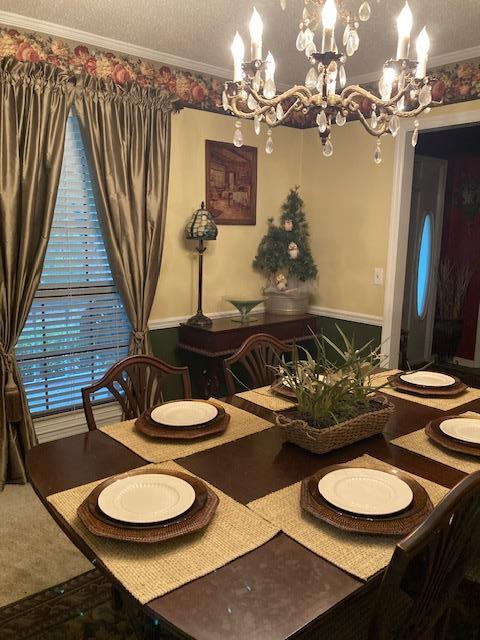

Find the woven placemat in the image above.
[
  {"left": 391, "top": 412, "right": 480, "bottom": 474},
  {"left": 99, "top": 400, "right": 274, "bottom": 462},
  {"left": 372, "top": 370, "right": 480, "bottom": 410},
  {"left": 247, "top": 455, "right": 448, "bottom": 582},
  {"left": 47, "top": 462, "right": 279, "bottom": 604},
  {"left": 236, "top": 386, "right": 295, "bottom": 411}
]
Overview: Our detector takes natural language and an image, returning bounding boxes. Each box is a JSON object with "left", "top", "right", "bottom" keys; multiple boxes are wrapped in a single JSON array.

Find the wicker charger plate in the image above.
[
  {"left": 270, "top": 380, "right": 297, "bottom": 400},
  {"left": 136, "top": 408, "right": 230, "bottom": 440},
  {"left": 426, "top": 416, "right": 480, "bottom": 458},
  {"left": 77, "top": 470, "right": 219, "bottom": 543},
  {"left": 301, "top": 463, "right": 433, "bottom": 536},
  {"left": 388, "top": 375, "right": 467, "bottom": 398}
]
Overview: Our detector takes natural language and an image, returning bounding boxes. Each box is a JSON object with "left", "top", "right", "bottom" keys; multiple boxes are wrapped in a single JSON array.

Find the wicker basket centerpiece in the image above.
[{"left": 273, "top": 327, "right": 394, "bottom": 454}]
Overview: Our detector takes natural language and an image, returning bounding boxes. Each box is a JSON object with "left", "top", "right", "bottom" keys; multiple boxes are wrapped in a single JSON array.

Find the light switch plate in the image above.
[{"left": 374, "top": 267, "right": 384, "bottom": 286}]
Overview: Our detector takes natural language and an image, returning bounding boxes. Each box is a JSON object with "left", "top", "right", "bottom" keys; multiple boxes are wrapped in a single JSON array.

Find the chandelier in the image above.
[{"left": 223, "top": 1, "right": 433, "bottom": 162}]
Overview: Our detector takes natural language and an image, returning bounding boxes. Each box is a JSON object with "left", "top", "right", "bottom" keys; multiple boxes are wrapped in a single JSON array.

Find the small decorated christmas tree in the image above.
[{"left": 253, "top": 187, "right": 317, "bottom": 294}]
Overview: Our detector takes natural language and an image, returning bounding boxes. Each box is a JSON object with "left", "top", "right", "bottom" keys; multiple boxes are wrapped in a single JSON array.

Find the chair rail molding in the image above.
[
  {"left": 309, "top": 306, "right": 383, "bottom": 326},
  {"left": 381, "top": 105, "right": 480, "bottom": 368},
  {"left": 148, "top": 305, "right": 383, "bottom": 331}
]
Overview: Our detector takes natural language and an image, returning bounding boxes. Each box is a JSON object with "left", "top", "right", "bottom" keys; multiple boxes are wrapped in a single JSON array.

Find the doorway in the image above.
[{"left": 399, "top": 124, "right": 480, "bottom": 381}]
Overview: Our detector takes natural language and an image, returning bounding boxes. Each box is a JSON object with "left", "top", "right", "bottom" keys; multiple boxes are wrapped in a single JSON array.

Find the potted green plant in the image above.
[
  {"left": 432, "top": 260, "right": 472, "bottom": 362},
  {"left": 274, "top": 327, "right": 394, "bottom": 454}
]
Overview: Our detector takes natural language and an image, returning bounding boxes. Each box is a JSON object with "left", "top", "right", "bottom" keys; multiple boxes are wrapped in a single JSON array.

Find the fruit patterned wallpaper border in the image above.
[{"left": 0, "top": 23, "right": 479, "bottom": 128}]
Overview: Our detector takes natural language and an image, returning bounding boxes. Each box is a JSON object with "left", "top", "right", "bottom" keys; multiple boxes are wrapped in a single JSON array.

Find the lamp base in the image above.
[{"left": 186, "top": 312, "right": 213, "bottom": 328}]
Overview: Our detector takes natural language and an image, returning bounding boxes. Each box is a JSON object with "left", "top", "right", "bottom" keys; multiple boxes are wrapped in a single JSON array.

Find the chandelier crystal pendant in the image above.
[{"left": 224, "top": 1, "right": 434, "bottom": 162}]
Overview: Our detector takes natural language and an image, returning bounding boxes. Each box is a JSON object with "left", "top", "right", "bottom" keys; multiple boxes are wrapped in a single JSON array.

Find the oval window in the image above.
[{"left": 416, "top": 213, "right": 432, "bottom": 318}]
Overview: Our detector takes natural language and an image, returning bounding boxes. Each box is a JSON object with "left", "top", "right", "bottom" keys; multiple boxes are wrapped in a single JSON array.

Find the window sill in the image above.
[{"left": 33, "top": 402, "right": 122, "bottom": 443}]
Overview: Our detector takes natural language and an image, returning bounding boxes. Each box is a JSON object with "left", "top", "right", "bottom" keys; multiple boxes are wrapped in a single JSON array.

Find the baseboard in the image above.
[
  {"left": 34, "top": 403, "right": 122, "bottom": 443},
  {"left": 148, "top": 305, "right": 383, "bottom": 331}
]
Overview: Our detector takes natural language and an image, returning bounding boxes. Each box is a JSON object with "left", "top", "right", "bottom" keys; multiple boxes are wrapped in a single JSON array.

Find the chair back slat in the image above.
[
  {"left": 370, "top": 470, "right": 480, "bottom": 639},
  {"left": 106, "top": 381, "right": 130, "bottom": 417},
  {"left": 223, "top": 333, "right": 291, "bottom": 395},
  {"left": 82, "top": 355, "right": 192, "bottom": 430}
]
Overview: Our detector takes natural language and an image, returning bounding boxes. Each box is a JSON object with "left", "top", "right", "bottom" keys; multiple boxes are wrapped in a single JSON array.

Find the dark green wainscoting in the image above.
[{"left": 149, "top": 316, "right": 382, "bottom": 399}]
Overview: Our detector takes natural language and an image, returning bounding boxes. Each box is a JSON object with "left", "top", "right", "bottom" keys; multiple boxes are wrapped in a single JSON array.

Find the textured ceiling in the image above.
[{"left": 2, "top": 0, "right": 479, "bottom": 84}]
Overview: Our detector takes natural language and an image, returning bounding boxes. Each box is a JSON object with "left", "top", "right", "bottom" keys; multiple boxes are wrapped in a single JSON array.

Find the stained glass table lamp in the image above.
[{"left": 185, "top": 202, "right": 218, "bottom": 328}]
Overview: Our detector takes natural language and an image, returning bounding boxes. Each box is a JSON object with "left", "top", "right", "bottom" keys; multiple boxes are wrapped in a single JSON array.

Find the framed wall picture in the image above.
[{"left": 205, "top": 140, "right": 257, "bottom": 225}]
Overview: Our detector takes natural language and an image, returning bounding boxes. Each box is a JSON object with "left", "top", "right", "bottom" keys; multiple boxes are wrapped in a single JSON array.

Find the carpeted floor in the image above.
[{"left": 0, "top": 483, "right": 91, "bottom": 607}]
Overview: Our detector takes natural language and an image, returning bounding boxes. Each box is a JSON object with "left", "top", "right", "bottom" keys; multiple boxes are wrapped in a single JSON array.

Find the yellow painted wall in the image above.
[
  {"left": 151, "top": 108, "right": 303, "bottom": 320},
  {"left": 300, "top": 123, "right": 394, "bottom": 317},
  {"left": 151, "top": 99, "right": 480, "bottom": 322},
  {"left": 300, "top": 99, "right": 480, "bottom": 318}
]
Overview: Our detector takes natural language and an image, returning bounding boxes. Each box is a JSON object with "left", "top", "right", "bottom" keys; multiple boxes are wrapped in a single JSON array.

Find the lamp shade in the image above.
[{"left": 185, "top": 202, "right": 218, "bottom": 240}]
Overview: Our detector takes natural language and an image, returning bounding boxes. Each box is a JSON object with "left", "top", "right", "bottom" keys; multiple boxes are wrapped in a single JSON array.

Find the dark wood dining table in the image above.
[{"left": 26, "top": 390, "right": 480, "bottom": 640}]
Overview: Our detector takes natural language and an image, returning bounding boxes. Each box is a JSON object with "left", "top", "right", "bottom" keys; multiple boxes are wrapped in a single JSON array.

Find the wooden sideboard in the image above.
[{"left": 177, "top": 312, "right": 318, "bottom": 397}]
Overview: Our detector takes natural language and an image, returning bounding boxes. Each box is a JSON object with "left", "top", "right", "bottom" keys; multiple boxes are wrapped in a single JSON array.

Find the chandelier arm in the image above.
[
  {"left": 352, "top": 108, "right": 389, "bottom": 138},
  {"left": 229, "top": 94, "right": 305, "bottom": 128},
  {"left": 230, "top": 98, "right": 271, "bottom": 120},
  {"left": 395, "top": 104, "right": 429, "bottom": 118},
  {"left": 273, "top": 98, "right": 304, "bottom": 125},
  {"left": 340, "top": 82, "right": 417, "bottom": 110},
  {"left": 247, "top": 85, "right": 314, "bottom": 108}
]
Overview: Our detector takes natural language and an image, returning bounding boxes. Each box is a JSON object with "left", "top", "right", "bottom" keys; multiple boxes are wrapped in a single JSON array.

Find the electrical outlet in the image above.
[{"left": 374, "top": 267, "right": 384, "bottom": 286}]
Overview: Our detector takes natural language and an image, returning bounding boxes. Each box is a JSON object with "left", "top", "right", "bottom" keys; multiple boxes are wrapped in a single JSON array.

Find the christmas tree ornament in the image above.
[
  {"left": 288, "top": 241, "right": 299, "bottom": 259},
  {"left": 275, "top": 273, "right": 288, "bottom": 291},
  {"left": 284, "top": 219, "right": 293, "bottom": 231}
]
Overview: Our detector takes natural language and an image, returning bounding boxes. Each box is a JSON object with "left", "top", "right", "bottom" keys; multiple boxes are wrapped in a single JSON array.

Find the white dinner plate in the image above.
[
  {"left": 439, "top": 417, "right": 480, "bottom": 444},
  {"left": 399, "top": 371, "right": 456, "bottom": 388},
  {"left": 318, "top": 468, "right": 414, "bottom": 516},
  {"left": 150, "top": 401, "right": 218, "bottom": 427},
  {"left": 98, "top": 473, "right": 196, "bottom": 523}
]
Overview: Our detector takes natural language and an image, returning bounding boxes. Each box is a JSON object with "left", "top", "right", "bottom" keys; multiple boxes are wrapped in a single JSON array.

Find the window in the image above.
[
  {"left": 16, "top": 113, "right": 131, "bottom": 416},
  {"left": 416, "top": 213, "right": 432, "bottom": 318}
]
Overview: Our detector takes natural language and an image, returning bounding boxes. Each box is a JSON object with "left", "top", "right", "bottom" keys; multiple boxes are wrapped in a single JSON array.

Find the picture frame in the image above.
[{"left": 205, "top": 140, "right": 257, "bottom": 225}]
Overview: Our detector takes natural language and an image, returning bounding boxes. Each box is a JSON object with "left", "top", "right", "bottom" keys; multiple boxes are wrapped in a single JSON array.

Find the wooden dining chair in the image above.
[
  {"left": 368, "top": 469, "right": 480, "bottom": 639},
  {"left": 82, "top": 355, "right": 192, "bottom": 431},
  {"left": 318, "top": 470, "right": 480, "bottom": 640},
  {"left": 223, "top": 333, "right": 291, "bottom": 395}
]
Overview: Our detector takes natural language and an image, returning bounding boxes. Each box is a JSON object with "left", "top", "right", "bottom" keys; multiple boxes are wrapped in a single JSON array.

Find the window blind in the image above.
[{"left": 16, "top": 113, "right": 131, "bottom": 416}]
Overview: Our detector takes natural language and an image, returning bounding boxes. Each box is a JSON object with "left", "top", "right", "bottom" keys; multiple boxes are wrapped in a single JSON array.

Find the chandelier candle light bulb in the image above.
[
  {"left": 396, "top": 2, "right": 413, "bottom": 60},
  {"left": 321, "top": 0, "right": 337, "bottom": 53},
  {"left": 415, "top": 27, "right": 430, "bottom": 78},
  {"left": 249, "top": 7, "right": 263, "bottom": 60},
  {"left": 263, "top": 51, "right": 277, "bottom": 99},
  {"left": 231, "top": 32, "right": 245, "bottom": 82},
  {"left": 379, "top": 66, "right": 396, "bottom": 100}
]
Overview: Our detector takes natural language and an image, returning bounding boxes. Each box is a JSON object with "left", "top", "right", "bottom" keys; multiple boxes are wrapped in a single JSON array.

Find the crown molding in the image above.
[
  {"left": 348, "top": 44, "right": 480, "bottom": 86},
  {"left": 0, "top": 10, "right": 293, "bottom": 91},
  {"left": 0, "top": 10, "right": 233, "bottom": 80}
]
